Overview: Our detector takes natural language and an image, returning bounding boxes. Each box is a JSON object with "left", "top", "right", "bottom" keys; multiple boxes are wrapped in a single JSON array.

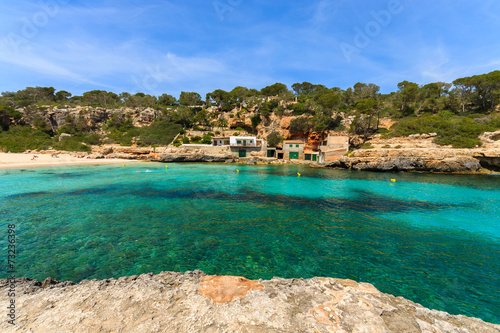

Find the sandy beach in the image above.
[{"left": 0, "top": 152, "right": 137, "bottom": 169}]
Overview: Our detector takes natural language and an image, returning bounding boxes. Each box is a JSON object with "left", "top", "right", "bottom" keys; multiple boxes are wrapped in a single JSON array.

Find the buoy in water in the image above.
[
  {"left": 297, "top": 172, "right": 301, "bottom": 177},
  {"left": 391, "top": 179, "right": 396, "bottom": 182},
  {"left": 237, "top": 169, "right": 239, "bottom": 173},
  {"left": 122, "top": 164, "right": 125, "bottom": 167},
  {"left": 165, "top": 165, "right": 168, "bottom": 169}
]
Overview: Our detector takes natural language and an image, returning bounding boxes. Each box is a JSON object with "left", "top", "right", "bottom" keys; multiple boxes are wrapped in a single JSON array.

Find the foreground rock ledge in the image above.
[{"left": 1, "top": 272, "right": 498, "bottom": 333}]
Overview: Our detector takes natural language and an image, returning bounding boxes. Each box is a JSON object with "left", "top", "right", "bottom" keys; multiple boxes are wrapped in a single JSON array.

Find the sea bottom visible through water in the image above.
[{"left": 0, "top": 163, "right": 499, "bottom": 323}]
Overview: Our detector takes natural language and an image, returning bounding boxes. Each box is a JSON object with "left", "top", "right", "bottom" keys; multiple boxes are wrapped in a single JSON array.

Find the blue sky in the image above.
[{"left": 1, "top": 0, "right": 499, "bottom": 98}]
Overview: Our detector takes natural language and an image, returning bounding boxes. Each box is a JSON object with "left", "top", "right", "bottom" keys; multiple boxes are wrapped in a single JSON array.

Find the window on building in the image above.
[
  {"left": 296, "top": 144, "right": 299, "bottom": 147},
  {"left": 237, "top": 140, "right": 241, "bottom": 144},
  {"left": 289, "top": 144, "right": 293, "bottom": 148}
]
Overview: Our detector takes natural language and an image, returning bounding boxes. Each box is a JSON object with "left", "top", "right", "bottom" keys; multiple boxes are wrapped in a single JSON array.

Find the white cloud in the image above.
[
  {"left": 312, "top": 0, "right": 349, "bottom": 24},
  {"left": 418, "top": 46, "right": 453, "bottom": 82},
  {"left": 0, "top": 38, "right": 102, "bottom": 86}
]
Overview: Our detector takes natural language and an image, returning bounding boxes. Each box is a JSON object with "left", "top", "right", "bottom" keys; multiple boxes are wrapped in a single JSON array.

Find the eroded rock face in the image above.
[
  {"left": 0, "top": 272, "right": 498, "bottom": 333},
  {"left": 155, "top": 153, "right": 233, "bottom": 163},
  {"left": 21, "top": 106, "right": 160, "bottom": 131},
  {"left": 327, "top": 148, "right": 500, "bottom": 173}
]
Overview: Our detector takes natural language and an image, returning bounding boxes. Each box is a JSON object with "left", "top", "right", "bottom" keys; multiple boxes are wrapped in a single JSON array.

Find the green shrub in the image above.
[
  {"left": 259, "top": 100, "right": 279, "bottom": 115},
  {"left": 105, "top": 114, "right": 133, "bottom": 132},
  {"left": 387, "top": 112, "right": 490, "bottom": 148},
  {"left": 274, "top": 106, "right": 285, "bottom": 116},
  {"left": 433, "top": 117, "right": 483, "bottom": 148},
  {"left": 0, "top": 126, "right": 52, "bottom": 152},
  {"left": 5, "top": 107, "right": 22, "bottom": 120},
  {"left": 250, "top": 114, "right": 261, "bottom": 130},
  {"left": 135, "top": 120, "right": 181, "bottom": 146},
  {"left": 311, "top": 114, "right": 342, "bottom": 132},
  {"left": 53, "top": 137, "right": 91, "bottom": 152},
  {"left": 266, "top": 131, "right": 283, "bottom": 147},
  {"left": 182, "top": 136, "right": 190, "bottom": 144},
  {"left": 361, "top": 142, "right": 374, "bottom": 149},
  {"left": 289, "top": 117, "right": 311, "bottom": 133},
  {"left": 379, "top": 106, "right": 399, "bottom": 118},
  {"left": 201, "top": 134, "right": 212, "bottom": 144},
  {"left": 376, "top": 128, "right": 389, "bottom": 134},
  {"left": 0, "top": 105, "right": 22, "bottom": 130},
  {"left": 191, "top": 136, "right": 202, "bottom": 143},
  {"left": 106, "top": 127, "right": 139, "bottom": 146},
  {"left": 485, "top": 113, "right": 500, "bottom": 130},
  {"left": 105, "top": 117, "right": 181, "bottom": 146},
  {"left": 82, "top": 134, "right": 102, "bottom": 145},
  {"left": 289, "top": 103, "right": 313, "bottom": 116}
]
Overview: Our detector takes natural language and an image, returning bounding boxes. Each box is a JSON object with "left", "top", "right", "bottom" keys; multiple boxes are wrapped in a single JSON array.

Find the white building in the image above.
[{"left": 229, "top": 136, "right": 258, "bottom": 147}]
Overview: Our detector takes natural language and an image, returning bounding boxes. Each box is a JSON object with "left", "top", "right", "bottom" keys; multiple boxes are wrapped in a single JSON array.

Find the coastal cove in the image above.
[{"left": 0, "top": 163, "right": 499, "bottom": 324}]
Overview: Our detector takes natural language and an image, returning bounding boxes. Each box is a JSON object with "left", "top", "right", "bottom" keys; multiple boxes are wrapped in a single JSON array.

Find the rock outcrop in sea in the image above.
[
  {"left": 1, "top": 271, "right": 498, "bottom": 332},
  {"left": 326, "top": 148, "right": 500, "bottom": 173}
]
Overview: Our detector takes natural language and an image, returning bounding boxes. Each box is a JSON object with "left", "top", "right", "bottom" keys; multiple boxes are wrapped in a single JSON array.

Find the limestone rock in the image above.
[
  {"left": 228, "top": 117, "right": 251, "bottom": 129},
  {"left": 112, "top": 146, "right": 154, "bottom": 155},
  {"left": 58, "top": 133, "right": 72, "bottom": 141},
  {"left": 155, "top": 153, "right": 232, "bottom": 163},
  {"left": 19, "top": 106, "right": 161, "bottom": 131},
  {"left": 0, "top": 272, "right": 498, "bottom": 332},
  {"left": 327, "top": 148, "right": 500, "bottom": 173}
]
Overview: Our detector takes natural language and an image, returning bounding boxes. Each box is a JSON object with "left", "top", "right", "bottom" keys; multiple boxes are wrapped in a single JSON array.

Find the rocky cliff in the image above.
[
  {"left": 324, "top": 130, "right": 500, "bottom": 173},
  {"left": 88, "top": 145, "right": 236, "bottom": 163},
  {"left": 327, "top": 148, "right": 500, "bottom": 173},
  {"left": 1, "top": 271, "right": 498, "bottom": 333},
  {"left": 19, "top": 105, "right": 161, "bottom": 130}
]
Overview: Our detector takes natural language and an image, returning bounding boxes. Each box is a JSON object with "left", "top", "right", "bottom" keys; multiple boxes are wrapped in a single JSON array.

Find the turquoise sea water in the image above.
[{"left": 0, "top": 163, "right": 499, "bottom": 323}]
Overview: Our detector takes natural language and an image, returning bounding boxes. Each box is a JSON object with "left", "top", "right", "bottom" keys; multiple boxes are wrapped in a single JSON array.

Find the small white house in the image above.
[
  {"left": 226, "top": 136, "right": 265, "bottom": 158},
  {"left": 229, "top": 136, "right": 258, "bottom": 147}
]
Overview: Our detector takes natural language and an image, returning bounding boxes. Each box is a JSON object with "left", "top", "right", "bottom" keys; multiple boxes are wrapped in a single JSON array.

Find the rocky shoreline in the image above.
[
  {"left": 1, "top": 271, "right": 498, "bottom": 332},
  {"left": 84, "top": 144, "right": 500, "bottom": 173},
  {"left": 24, "top": 129, "right": 500, "bottom": 173},
  {"left": 326, "top": 148, "right": 500, "bottom": 173},
  {"left": 325, "top": 131, "right": 500, "bottom": 173}
]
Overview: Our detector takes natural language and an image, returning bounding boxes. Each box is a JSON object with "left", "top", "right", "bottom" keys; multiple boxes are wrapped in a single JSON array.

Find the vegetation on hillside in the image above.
[{"left": 0, "top": 70, "right": 499, "bottom": 152}]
